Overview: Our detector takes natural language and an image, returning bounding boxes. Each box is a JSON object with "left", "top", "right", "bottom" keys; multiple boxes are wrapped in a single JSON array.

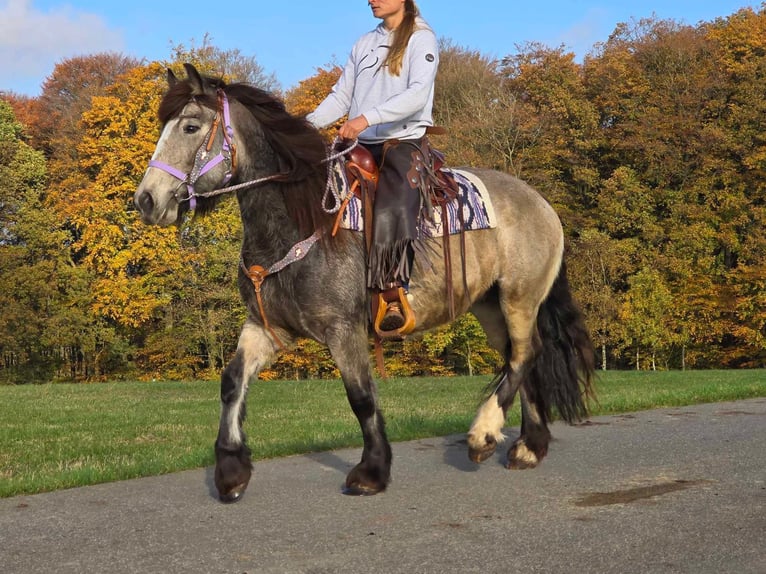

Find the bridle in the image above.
[
  {"left": 144, "top": 88, "right": 357, "bottom": 212},
  {"left": 146, "top": 89, "right": 278, "bottom": 210}
]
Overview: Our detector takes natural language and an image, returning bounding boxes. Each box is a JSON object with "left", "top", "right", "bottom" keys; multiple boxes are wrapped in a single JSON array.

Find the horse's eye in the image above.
[{"left": 183, "top": 124, "right": 200, "bottom": 135}]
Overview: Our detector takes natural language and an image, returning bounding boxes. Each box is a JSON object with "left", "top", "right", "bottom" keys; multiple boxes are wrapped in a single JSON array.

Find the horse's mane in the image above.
[{"left": 157, "top": 76, "right": 334, "bottom": 239}]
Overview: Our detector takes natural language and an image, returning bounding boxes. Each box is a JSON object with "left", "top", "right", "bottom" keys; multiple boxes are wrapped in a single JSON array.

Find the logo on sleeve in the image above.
[{"left": 425, "top": 53, "right": 435, "bottom": 62}]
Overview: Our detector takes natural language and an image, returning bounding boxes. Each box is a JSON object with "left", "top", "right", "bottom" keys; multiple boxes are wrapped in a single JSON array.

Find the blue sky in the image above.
[{"left": 0, "top": 0, "right": 760, "bottom": 96}]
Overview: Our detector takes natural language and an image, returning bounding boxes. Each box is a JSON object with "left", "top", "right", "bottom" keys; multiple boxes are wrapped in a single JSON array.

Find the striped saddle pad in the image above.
[{"left": 339, "top": 168, "right": 497, "bottom": 236}]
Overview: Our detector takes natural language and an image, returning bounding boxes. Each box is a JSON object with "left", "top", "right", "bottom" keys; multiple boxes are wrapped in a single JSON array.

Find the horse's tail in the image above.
[{"left": 527, "top": 261, "right": 596, "bottom": 423}]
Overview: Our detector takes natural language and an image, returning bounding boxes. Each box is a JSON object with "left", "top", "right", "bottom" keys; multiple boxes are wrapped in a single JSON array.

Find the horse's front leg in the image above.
[
  {"left": 214, "top": 320, "right": 279, "bottom": 503},
  {"left": 327, "top": 324, "right": 392, "bottom": 495}
]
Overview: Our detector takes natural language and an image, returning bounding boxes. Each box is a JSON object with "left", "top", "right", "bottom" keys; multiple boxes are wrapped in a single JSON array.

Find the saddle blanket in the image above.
[{"left": 340, "top": 168, "right": 497, "bottom": 236}]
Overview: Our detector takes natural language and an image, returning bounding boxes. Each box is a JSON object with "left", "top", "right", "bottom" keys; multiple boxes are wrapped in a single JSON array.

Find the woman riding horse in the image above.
[{"left": 308, "top": 0, "right": 438, "bottom": 336}]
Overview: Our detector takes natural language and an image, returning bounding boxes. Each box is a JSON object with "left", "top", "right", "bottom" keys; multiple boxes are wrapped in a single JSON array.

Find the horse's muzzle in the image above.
[{"left": 134, "top": 189, "right": 154, "bottom": 218}]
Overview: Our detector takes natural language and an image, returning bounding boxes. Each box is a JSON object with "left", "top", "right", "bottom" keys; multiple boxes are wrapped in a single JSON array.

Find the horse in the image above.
[{"left": 134, "top": 64, "right": 595, "bottom": 503}]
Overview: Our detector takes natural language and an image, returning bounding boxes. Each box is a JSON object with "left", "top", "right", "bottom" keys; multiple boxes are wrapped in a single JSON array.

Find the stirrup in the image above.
[{"left": 374, "top": 287, "right": 415, "bottom": 339}]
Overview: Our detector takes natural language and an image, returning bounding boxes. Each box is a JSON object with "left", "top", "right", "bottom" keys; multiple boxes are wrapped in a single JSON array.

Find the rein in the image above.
[{"left": 145, "top": 89, "right": 358, "bottom": 350}]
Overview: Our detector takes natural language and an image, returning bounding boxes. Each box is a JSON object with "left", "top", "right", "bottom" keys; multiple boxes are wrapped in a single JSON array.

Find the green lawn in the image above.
[{"left": 1, "top": 369, "right": 764, "bottom": 497}]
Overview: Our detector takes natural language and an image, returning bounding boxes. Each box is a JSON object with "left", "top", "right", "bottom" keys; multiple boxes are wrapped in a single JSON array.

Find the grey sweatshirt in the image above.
[{"left": 307, "top": 17, "right": 439, "bottom": 143}]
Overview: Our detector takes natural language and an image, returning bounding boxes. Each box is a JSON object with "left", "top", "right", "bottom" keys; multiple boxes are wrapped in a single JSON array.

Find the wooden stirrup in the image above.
[{"left": 373, "top": 287, "right": 416, "bottom": 339}]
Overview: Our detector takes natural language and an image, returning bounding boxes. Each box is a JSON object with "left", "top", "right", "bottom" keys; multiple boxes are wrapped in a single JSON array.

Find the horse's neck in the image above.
[
  {"left": 233, "top": 123, "right": 325, "bottom": 264},
  {"left": 237, "top": 181, "right": 301, "bottom": 263}
]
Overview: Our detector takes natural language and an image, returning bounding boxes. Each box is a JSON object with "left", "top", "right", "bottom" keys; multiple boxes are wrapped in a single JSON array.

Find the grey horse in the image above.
[{"left": 134, "top": 64, "right": 595, "bottom": 503}]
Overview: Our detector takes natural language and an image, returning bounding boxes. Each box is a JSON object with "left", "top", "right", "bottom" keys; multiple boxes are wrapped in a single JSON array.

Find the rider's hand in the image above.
[{"left": 339, "top": 115, "right": 369, "bottom": 140}]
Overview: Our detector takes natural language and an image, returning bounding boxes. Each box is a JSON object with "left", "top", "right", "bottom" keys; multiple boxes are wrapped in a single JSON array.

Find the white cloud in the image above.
[{"left": 0, "top": 0, "right": 124, "bottom": 95}]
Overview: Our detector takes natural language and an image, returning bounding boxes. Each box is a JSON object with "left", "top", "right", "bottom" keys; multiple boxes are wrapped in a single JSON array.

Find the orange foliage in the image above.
[
  {"left": 1, "top": 93, "right": 36, "bottom": 134},
  {"left": 284, "top": 65, "right": 343, "bottom": 139}
]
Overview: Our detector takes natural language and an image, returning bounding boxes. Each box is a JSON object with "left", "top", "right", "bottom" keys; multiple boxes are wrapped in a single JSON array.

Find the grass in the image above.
[{"left": 1, "top": 369, "right": 764, "bottom": 498}]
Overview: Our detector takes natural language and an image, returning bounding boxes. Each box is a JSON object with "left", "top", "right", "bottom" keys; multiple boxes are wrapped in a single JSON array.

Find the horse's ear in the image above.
[
  {"left": 167, "top": 68, "right": 178, "bottom": 88},
  {"left": 183, "top": 63, "right": 206, "bottom": 95}
]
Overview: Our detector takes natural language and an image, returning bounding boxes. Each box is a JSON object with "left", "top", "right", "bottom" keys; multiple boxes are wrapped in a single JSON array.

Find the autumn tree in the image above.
[
  {"left": 423, "top": 314, "right": 500, "bottom": 376},
  {"left": 0, "top": 92, "right": 36, "bottom": 135},
  {"left": 431, "top": 40, "right": 522, "bottom": 171},
  {"left": 264, "top": 339, "right": 340, "bottom": 381},
  {"left": 168, "top": 34, "right": 280, "bottom": 93},
  {"left": 619, "top": 268, "right": 674, "bottom": 370},
  {"left": 584, "top": 11, "right": 766, "bottom": 366},
  {"left": 0, "top": 100, "right": 92, "bottom": 382},
  {"left": 26, "top": 53, "right": 140, "bottom": 167},
  {"left": 701, "top": 6, "right": 766, "bottom": 365},
  {"left": 568, "top": 229, "right": 640, "bottom": 370},
  {"left": 72, "top": 61, "right": 242, "bottom": 379},
  {"left": 501, "top": 43, "right": 601, "bottom": 232},
  {"left": 7, "top": 54, "right": 166, "bottom": 379}
]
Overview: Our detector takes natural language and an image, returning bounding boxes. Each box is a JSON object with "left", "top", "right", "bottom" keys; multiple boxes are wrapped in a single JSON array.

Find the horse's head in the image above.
[{"left": 134, "top": 64, "right": 237, "bottom": 226}]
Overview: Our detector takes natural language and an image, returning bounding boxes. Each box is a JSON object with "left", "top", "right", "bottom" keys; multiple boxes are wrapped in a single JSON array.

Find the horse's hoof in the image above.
[
  {"left": 218, "top": 486, "right": 247, "bottom": 504},
  {"left": 468, "top": 446, "right": 496, "bottom": 463},
  {"left": 467, "top": 433, "right": 497, "bottom": 463},
  {"left": 214, "top": 442, "right": 252, "bottom": 504},
  {"left": 344, "top": 460, "right": 389, "bottom": 496},
  {"left": 505, "top": 439, "right": 539, "bottom": 470},
  {"left": 342, "top": 483, "right": 384, "bottom": 496},
  {"left": 505, "top": 458, "right": 537, "bottom": 470}
]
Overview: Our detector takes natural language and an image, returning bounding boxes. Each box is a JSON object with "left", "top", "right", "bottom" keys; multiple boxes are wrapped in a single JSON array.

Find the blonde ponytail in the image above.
[{"left": 385, "top": 0, "right": 419, "bottom": 76}]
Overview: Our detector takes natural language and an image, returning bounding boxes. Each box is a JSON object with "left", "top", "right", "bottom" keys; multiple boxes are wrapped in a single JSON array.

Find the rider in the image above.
[{"left": 307, "top": 0, "right": 439, "bottom": 334}]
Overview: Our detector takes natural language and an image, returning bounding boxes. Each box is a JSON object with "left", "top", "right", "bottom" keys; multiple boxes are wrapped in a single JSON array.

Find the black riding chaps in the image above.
[{"left": 364, "top": 138, "right": 427, "bottom": 291}]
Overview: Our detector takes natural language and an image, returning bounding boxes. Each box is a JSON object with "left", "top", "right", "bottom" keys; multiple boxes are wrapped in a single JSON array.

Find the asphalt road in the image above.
[{"left": 2, "top": 398, "right": 765, "bottom": 574}]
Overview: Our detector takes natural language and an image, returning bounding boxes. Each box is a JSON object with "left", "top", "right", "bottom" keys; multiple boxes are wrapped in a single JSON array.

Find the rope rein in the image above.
[
  {"left": 321, "top": 138, "right": 358, "bottom": 214},
  {"left": 194, "top": 137, "right": 358, "bottom": 204}
]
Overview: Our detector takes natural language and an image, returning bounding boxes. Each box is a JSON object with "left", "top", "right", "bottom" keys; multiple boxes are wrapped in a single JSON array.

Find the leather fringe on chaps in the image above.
[{"left": 366, "top": 138, "right": 428, "bottom": 291}]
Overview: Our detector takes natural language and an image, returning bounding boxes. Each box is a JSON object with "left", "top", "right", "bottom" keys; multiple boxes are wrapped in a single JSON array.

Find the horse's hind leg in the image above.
[
  {"left": 326, "top": 324, "right": 392, "bottom": 495},
  {"left": 466, "top": 301, "right": 527, "bottom": 462},
  {"left": 214, "top": 320, "right": 278, "bottom": 503},
  {"left": 508, "top": 265, "right": 594, "bottom": 468},
  {"left": 467, "top": 360, "right": 523, "bottom": 463},
  {"left": 506, "top": 383, "right": 551, "bottom": 469},
  {"left": 467, "top": 303, "right": 550, "bottom": 466}
]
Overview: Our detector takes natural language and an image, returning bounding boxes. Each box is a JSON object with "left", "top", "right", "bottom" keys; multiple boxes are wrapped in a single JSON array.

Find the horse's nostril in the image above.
[{"left": 135, "top": 190, "right": 154, "bottom": 215}]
